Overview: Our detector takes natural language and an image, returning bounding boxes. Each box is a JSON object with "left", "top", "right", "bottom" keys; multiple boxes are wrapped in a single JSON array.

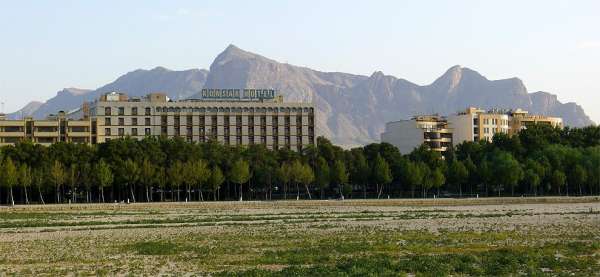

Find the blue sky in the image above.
[{"left": 0, "top": 1, "right": 599, "bottom": 122}]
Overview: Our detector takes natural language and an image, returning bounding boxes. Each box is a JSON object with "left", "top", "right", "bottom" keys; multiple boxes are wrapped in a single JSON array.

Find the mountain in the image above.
[
  {"left": 7, "top": 101, "right": 44, "bottom": 119},
  {"left": 20, "top": 67, "right": 209, "bottom": 119},
  {"left": 12, "top": 45, "right": 594, "bottom": 146},
  {"left": 196, "top": 45, "right": 593, "bottom": 145}
]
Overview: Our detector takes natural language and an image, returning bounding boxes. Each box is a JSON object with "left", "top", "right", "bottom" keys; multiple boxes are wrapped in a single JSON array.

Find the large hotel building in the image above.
[
  {"left": 1, "top": 90, "right": 316, "bottom": 151},
  {"left": 382, "top": 107, "right": 563, "bottom": 154}
]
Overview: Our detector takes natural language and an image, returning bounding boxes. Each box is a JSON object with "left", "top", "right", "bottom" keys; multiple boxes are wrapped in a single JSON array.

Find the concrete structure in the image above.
[
  {"left": 381, "top": 115, "right": 452, "bottom": 155},
  {"left": 0, "top": 112, "right": 92, "bottom": 146}
]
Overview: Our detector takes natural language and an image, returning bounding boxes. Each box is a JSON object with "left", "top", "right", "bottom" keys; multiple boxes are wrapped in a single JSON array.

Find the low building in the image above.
[
  {"left": 0, "top": 112, "right": 92, "bottom": 146},
  {"left": 381, "top": 115, "right": 452, "bottom": 155}
]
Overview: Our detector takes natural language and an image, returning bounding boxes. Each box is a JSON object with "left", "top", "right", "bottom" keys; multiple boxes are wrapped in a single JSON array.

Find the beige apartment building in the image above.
[
  {"left": 0, "top": 112, "right": 92, "bottom": 146},
  {"left": 381, "top": 115, "right": 452, "bottom": 155},
  {"left": 92, "top": 91, "right": 316, "bottom": 151},
  {"left": 448, "top": 107, "right": 563, "bottom": 145}
]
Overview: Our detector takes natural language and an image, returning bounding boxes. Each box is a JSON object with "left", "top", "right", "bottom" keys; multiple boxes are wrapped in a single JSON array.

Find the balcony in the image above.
[
  {"left": 0, "top": 132, "right": 25, "bottom": 137},
  {"left": 0, "top": 121, "right": 25, "bottom": 127},
  {"left": 34, "top": 131, "right": 60, "bottom": 137},
  {"left": 67, "top": 131, "right": 91, "bottom": 137},
  {"left": 68, "top": 121, "right": 91, "bottom": 127},
  {"left": 34, "top": 121, "right": 59, "bottom": 127}
]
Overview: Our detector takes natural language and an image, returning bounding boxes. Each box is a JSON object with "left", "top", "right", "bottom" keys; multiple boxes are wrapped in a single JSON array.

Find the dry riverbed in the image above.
[{"left": 1, "top": 197, "right": 599, "bottom": 276}]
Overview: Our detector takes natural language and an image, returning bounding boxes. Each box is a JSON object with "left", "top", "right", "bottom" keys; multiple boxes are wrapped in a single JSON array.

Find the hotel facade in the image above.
[{"left": 1, "top": 90, "right": 316, "bottom": 151}]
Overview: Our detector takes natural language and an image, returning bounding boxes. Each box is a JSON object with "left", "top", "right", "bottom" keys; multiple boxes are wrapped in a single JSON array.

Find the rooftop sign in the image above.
[{"left": 201, "top": 89, "right": 276, "bottom": 101}]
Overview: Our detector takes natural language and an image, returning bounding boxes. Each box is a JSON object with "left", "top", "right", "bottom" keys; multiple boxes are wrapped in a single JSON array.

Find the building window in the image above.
[
  {"left": 132, "top": 118, "right": 138, "bottom": 126},
  {"left": 145, "top": 118, "right": 151, "bottom": 126},
  {"left": 105, "top": 117, "right": 111, "bottom": 126},
  {"left": 104, "top": 107, "right": 111, "bottom": 115},
  {"left": 248, "top": 116, "right": 254, "bottom": 126},
  {"left": 285, "top": 136, "right": 290, "bottom": 145},
  {"left": 285, "top": 116, "right": 290, "bottom": 126},
  {"left": 161, "top": 126, "right": 167, "bottom": 135},
  {"left": 260, "top": 136, "right": 266, "bottom": 144},
  {"left": 131, "top": 128, "right": 138, "bottom": 136},
  {"left": 145, "top": 107, "right": 151, "bottom": 116},
  {"left": 174, "top": 116, "right": 180, "bottom": 126},
  {"left": 273, "top": 126, "right": 278, "bottom": 135},
  {"left": 132, "top": 107, "right": 138, "bottom": 116},
  {"left": 105, "top": 128, "right": 111, "bottom": 136},
  {"left": 118, "top": 118, "right": 124, "bottom": 126},
  {"left": 199, "top": 116, "right": 205, "bottom": 126},
  {"left": 145, "top": 128, "right": 151, "bottom": 136},
  {"left": 187, "top": 127, "right": 192, "bottom": 135},
  {"left": 187, "top": 115, "right": 193, "bottom": 126},
  {"left": 260, "top": 116, "right": 266, "bottom": 126},
  {"left": 199, "top": 127, "right": 205, "bottom": 135},
  {"left": 118, "top": 128, "right": 124, "bottom": 136},
  {"left": 118, "top": 107, "right": 125, "bottom": 116}
]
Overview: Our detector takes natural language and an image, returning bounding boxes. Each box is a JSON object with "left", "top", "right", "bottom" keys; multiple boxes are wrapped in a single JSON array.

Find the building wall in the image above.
[
  {"left": 91, "top": 97, "right": 316, "bottom": 151},
  {"left": 381, "top": 120, "right": 425, "bottom": 154},
  {"left": 448, "top": 114, "right": 474, "bottom": 146}
]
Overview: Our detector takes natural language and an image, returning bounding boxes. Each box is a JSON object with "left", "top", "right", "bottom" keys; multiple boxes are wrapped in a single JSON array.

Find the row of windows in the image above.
[
  {"left": 161, "top": 115, "right": 314, "bottom": 126},
  {"left": 154, "top": 106, "right": 313, "bottom": 114},
  {"left": 105, "top": 117, "right": 152, "bottom": 126},
  {"left": 481, "top": 118, "right": 509, "bottom": 125},
  {"left": 483, "top": 127, "right": 509, "bottom": 134},
  {"left": 102, "top": 106, "right": 314, "bottom": 115},
  {"left": 105, "top": 107, "right": 152, "bottom": 116}
]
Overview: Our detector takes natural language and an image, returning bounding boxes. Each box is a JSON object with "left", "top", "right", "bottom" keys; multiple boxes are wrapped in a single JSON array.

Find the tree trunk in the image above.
[
  {"left": 130, "top": 185, "right": 136, "bottom": 203},
  {"left": 239, "top": 183, "right": 243, "bottom": 201},
  {"left": 101, "top": 187, "right": 105, "bottom": 203},
  {"left": 38, "top": 186, "right": 45, "bottom": 205},
  {"left": 24, "top": 187, "right": 29, "bottom": 205},
  {"left": 187, "top": 185, "right": 192, "bottom": 202},
  {"left": 284, "top": 183, "right": 287, "bottom": 200},
  {"left": 296, "top": 183, "right": 300, "bottom": 200},
  {"left": 9, "top": 188, "right": 15, "bottom": 206},
  {"left": 146, "top": 186, "right": 150, "bottom": 202},
  {"left": 363, "top": 184, "right": 367, "bottom": 199},
  {"left": 305, "top": 184, "right": 312, "bottom": 200}
]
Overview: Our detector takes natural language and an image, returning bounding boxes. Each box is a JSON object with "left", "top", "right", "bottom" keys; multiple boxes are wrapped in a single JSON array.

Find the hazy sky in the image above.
[{"left": 0, "top": 1, "right": 599, "bottom": 122}]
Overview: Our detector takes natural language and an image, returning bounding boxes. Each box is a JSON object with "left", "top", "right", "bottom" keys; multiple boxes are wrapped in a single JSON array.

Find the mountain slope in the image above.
[
  {"left": 198, "top": 45, "right": 593, "bottom": 145},
  {"left": 26, "top": 67, "right": 209, "bottom": 119}
]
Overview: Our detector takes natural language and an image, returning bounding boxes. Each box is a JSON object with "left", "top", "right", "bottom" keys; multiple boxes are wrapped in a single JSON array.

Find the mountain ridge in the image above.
[{"left": 10, "top": 45, "right": 594, "bottom": 146}]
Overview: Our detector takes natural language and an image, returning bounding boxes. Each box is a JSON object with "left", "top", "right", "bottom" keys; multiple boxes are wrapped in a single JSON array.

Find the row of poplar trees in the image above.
[{"left": 0, "top": 124, "right": 598, "bottom": 205}]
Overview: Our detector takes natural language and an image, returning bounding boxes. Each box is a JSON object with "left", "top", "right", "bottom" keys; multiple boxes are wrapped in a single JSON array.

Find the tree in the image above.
[
  {"left": 32, "top": 167, "right": 46, "bottom": 204},
  {"left": 299, "top": 163, "right": 315, "bottom": 199},
  {"left": 95, "top": 160, "right": 113, "bottom": 203},
  {"left": 372, "top": 154, "right": 392, "bottom": 199},
  {"left": 18, "top": 164, "right": 32, "bottom": 204},
  {"left": 208, "top": 166, "right": 225, "bottom": 201},
  {"left": 331, "top": 160, "right": 349, "bottom": 198},
  {"left": 404, "top": 161, "right": 425, "bottom": 198},
  {"left": 279, "top": 163, "right": 292, "bottom": 199},
  {"left": 489, "top": 152, "right": 523, "bottom": 196},
  {"left": 569, "top": 165, "right": 587, "bottom": 196},
  {"left": 168, "top": 161, "right": 185, "bottom": 201},
  {"left": 447, "top": 160, "right": 468, "bottom": 197},
  {"left": 523, "top": 169, "right": 541, "bottom": 196},
  {"left": 122, "top": 159, "right": 140, "bottom": 202},
  {"left": 230, "top": 159, "right": 250, "bottom": 201},
  {"left": 551, "top": 170, "right": 567, "bottom": 195},
  {"left": 350, "top": 151, "right": 370, "bottom": 199},
  {"left": 1, "top": 158, "right": 18, "bottom": 206},
  {"left": 187, "top": 160, "right": 209, "bottom": 201},
  {"left": 139, "top": 159, "right": 155, "bottom": 202},
  {"left": 314, "top": 157, "right": 330, "bottom": 199},
  {"left": 67, "top": 164, "right": 80, "bottom": 203},
  {"left": 428, "top": 168, "right": 445, "bottom": 196},
  {"left": 50, "top": 160, "right": 66, "bottom": 203}
]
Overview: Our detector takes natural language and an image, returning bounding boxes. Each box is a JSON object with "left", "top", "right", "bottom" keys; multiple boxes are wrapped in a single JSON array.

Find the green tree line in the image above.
[{"left": 0, "top": 125, "right": 598, "bottom": 205}]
